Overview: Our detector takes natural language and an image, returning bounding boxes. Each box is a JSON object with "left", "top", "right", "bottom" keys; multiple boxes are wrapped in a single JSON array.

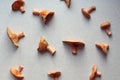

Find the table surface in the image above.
[{"left": 0, "top": 0, "right": 120, "bottom": 80}]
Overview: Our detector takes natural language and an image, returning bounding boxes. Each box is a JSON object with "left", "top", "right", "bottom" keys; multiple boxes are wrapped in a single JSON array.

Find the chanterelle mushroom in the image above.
[
  {"left": 33, "top": 9, "right": 54, "bottom": 24},
  {"left": 37, "top": 36, "right": 56, "bottom": 55},
  {"left": 10, "top": 65, "right": 24, "bottom": 79},
  {"left": 12, "top": 0, "right": 25, "bottom": 13},
  {"left": 7, "top": 27, "right": 25, "bottom": 47},
  {"left": 63, "top": 40, "right": 85, "bottom": 55},
  {"left": 48, "top": 71, "right": 61, "bottom": 80}
]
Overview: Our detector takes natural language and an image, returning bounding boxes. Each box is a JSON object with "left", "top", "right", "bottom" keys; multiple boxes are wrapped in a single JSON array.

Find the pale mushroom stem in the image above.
[
  {"left": 47, "top": 45, "right": 56, "bottom": 55},
  {"left": 18, "top": 65, "right": 24, "bottom": 72},
  {"left": 105, "top": 29, "right": 112, "bottom": 36},
  {"left": 20, "top": 6, "right": 25, "bottom": 13},
  {"left": 88, "top": 6, "right": 96, "bottom": 13},
  {"left": 71, "top": 45, "right": 77, "bottom": 55},
  {"left": 54, "top": 77, "right": 59, "bottom": 80},
  {"left": 17, "top": 32, "right": 25, "bottom": 39}
]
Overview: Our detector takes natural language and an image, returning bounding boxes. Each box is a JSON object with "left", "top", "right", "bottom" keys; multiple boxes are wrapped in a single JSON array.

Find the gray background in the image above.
[{"left": 0, "top": 0, "right": 120, "bottom": 80}]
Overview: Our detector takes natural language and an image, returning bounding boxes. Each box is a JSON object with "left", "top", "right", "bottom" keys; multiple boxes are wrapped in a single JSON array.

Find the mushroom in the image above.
[
  {"left": 100, "top": 21, "right": 112, "bottom": 36},
  {"left": 33, "top": 9, "right": 54, "bottom": 24},
  {"left": 7, "top": 27, "right": 25, "bottom": 47},
  {"left": 81, "top": 6, "right": 96, "bottom": 19},
  {"left": 89, "top": 64, "right": 101, "bottom": 80},
  {"left": 95, "top": 43, "right": 109, "bottom": 54},
  {"left": 10, "top": 65, "right": 24, "bottom": 79},
  {"left": 48, "top": 71, "right": 61, "bottom": 80},
  {"left": 37, "top": 36, "right": 56, "bottom": 55},
  {"left": 63, "top": 40, "right": 85, "bottom": 55},
  {"left": 61, "top": 0, "right": 71, "bottom": 8},
  {"left": 12, "top": 0, "right": 25, "bottom": 13}
]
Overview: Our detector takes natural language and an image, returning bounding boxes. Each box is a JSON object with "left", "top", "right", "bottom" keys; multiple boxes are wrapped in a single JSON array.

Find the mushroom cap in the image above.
[
  {"left": 37, "top": 37, "right": 48, "bottom": 52},
  {"left": 7, "top": 28, "right": 19, "bottom": 47},
  {"left": 10, "top": 67, "right": 24, "bottom": 79},
  {"left": 63, "top": 40, "right": 85, "bottom": 47},
  {"left": 100, "top": 21, "right": 110, "bottom": 29},
  {"left": 39, "top": 10, "right": 54, "bottom": 24},
  {"left": 81, "top": 8, "right": 90, "bottom": 19},
  {"left": 48, "top": 71, "right": 61, "bottom": 78},
  {"left": 12, "top": 0, "right": 25, "bottom": 11}
]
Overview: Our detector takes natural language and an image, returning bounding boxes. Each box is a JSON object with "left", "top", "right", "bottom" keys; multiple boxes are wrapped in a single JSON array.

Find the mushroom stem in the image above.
[
  {"left": 18, "top": 65, "right": 24, "bottom": 72},
  {"left": 104, "top": 29, "right": 112, "bottom": 36},
  {"left": 88, "top": 6, "right": 96, "bottom": 13},
  {"left": 17, "top": 32, "right": 25, "bottom": 39},
  {"left": 47, "top": 45, "right": 56, "bottom": 55},
  {"left": 71, "top": 45, "right": 77, "bottom": 55},
  {"left": 20, "top": 6, "right": 25, "bottom": 13},
  {"left": 33, "top": 9, "right": 41, "bottom": 16},
  {"left": 54, "top": 77, "right": 59, "bottom": 80}
]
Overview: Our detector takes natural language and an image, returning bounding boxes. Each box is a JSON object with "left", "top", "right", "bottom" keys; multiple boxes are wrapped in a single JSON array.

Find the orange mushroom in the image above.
[
  {"left": 33, "top": 9, "right": 54, "bottom": 24},
  {"left": 95, "top": 43, "right": 109, "bottom": 54},
  {"left": 12, "top": 0, "right": 25, "bottom": 13},
  {"left": 37, "top": 36, "right": 56, "bottom": 55},
  {"left": 100, "top": 21, "right": 112, "bottom": 36},
  {"left": 7, "top": 27, "right": 25, "bottom": 47},
  {"left": 10, "top": 65, "right": 24, "bottom": 79},
  {"left": 89, "top": 64, "right": 101, "bottom": 80},
  {"left": 48, "top": 71, "right": 61, "bottom": 80},
  {"left": 63, "top": 40, "right": 85, "bottom": 55}
]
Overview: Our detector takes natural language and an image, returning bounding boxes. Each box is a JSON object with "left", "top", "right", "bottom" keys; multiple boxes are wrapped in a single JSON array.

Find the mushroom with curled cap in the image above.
[
  {"left": 37, "top": 36, "right": 56, "bottom": 55},
  {"left": 95, "top": 43, "right": 109, "bottom": 54},
  {"left": 7, "top": 27, "right": 25, "bottom": 47},
  {"left": 48, "top": 71, "right": 61, "bottom": 80},
  {"left": 12, "top": 0, "right": 25, "bottom": 13},
  {"left": 61, "top": 0, "right": 71, "bottom": 8},
  {"left": 33, "top": 9, "right": 54, "bottom": 24},
  {"left": 100, "top": 21, "right": 112, "bottom": 36},
  {"left": 81, "top": 6, "right": 96, "bottom": 19},
  {"left": 10, "top": 65, "right": 24, "bottom": 79},
  {"left": 63, "top": 40, "right": 85, "bottom": 55}
]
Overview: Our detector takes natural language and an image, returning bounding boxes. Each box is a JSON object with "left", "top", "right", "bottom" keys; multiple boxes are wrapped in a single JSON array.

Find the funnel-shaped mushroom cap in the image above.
[
  {"left": 10, "top": 67, "right": 24, "bottom": 79},
  {"left": 39, "top": 10, "right": 54, "bottom": 24},
  {"left": 12, "top": 0, "right": 25, "bottom": 11},
  {"left": 96, "top": 43, "right": 109, "bottom": 54},
  {"left": 7, "top": 28, "right": 25, "bottom": 47},
  {"left": 37, "top": 37, "right": 48, "bottom": 52},
  {"left": 48, "top": 71, "right": 61, "bottom": 78},
  {"left": 81, "top": 8, "right": 90, "bottom": 19}
]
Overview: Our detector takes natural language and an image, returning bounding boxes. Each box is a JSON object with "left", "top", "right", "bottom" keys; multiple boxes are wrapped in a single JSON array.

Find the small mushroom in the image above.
[
  {"left": 48, "top": 71, "right": 61, "bottom": 80},
  {"left": 61, "top": 0, "right": 71, "bottom": 8},
  {"left": 33, "top": 9, "right": 54, "bottom": 24},
  {"left": 90, "top": 64, "right": 101, "bottom": 80},
  {"left": 10, "top": 65, "right": 24, "bottom": 79},
  {"left": 12, "top": 0, "right": 25, "bottom": 13},
  {"left": 63, "top": 40, "right": 85, "bottom": 55},
  {"left": 37, "top": 36, "right": 56, "bottom": 55},
  {"left": 81, "top": 6, "right": 96, "bottom": 19},
  {"left": 95, "top": 43, "right": 109, "bottom": 54},
  {"left": 100, "top": 21, "right": 112, "bottom": 36},
  {"left": 7, "top": 27, "right": 25, "bottom": 47}
]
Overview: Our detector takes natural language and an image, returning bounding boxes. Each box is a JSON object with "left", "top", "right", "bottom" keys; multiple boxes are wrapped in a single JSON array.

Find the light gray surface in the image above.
[{"left": 0, "top": 0, "right": 120, "bottom": 80}]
